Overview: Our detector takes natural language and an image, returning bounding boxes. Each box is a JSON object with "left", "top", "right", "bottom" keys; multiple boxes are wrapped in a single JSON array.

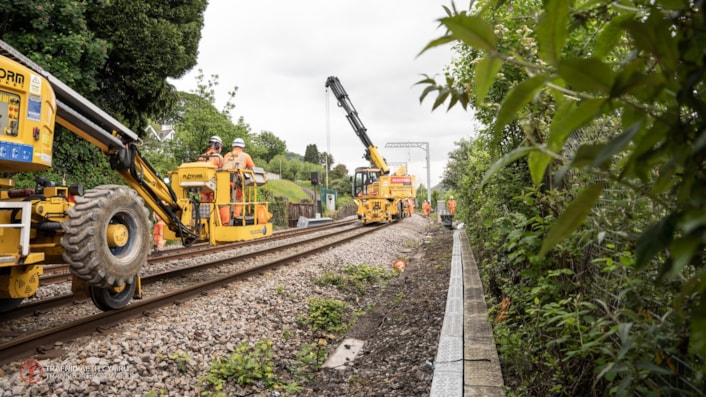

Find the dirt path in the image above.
[{"left": 301, "top": 222, "right": 453, "bottom": 396}]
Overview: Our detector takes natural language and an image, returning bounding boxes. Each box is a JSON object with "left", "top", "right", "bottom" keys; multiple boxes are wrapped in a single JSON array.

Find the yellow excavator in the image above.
[
  {"left": 325, "top": 76, "right": 416, "bottom": 224},
  {"left": 0, "top": 39, "right": 272, "bottom": 312}
]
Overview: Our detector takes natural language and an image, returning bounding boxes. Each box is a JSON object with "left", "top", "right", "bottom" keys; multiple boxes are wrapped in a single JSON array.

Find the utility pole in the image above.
[{"left": 385, "top": 142, "right": 431, "bottom": 203}]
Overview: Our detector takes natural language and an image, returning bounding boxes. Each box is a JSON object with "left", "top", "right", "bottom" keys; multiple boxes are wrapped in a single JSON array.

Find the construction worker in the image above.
[
  {"left": 406, "top": 197, "right": 415, "bottom": 216},
  {"left": 422, "top": 200, "right": 431, "bottom": 217},
  {"left": 223, "top": 138, "right": 255, "bottom": 221},
  {"left": 447, "top": 196, "right": 457, "bottom": 215},
  {"left": 197, "top": 135, "right": 224, "bottom": 204},
  {"left": 198, "top": 135, "right": 224, "bottom": 168},
  {"left": 197, "top": 135, "right": 229, "bottom": 225},
  {"left": 152, "top": 213, "right": 166, "bottom": 256}
]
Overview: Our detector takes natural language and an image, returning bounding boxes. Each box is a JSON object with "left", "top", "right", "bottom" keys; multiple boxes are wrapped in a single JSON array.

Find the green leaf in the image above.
[
  {"left": 658, "top": 0, "right": 692, "bottom": 10},
  {"left": 539, "top": 183, "right": 604, "bottom": 257},
  {"left": 624, "top": 13, "right": 679, "bottom": 72},
  {"left": 418, "top": 84, "right": 438, "bottom": 103},
  {"left": 680, "top": 210, "right": 706, "bottom": 234},
  {"left": 481, "top": 146, "right": 534, "bottom": 187},
  {"left": 570, "top": 143, "right": 606, "bottom": 170},
  {"left": 651, "top": 159, "right": 678, "bottom": 195},
  {"left": 591, "top": 120, "right": 643, "bottom": 168},
  {"left": 474, "top": 55, "right": 503, "bottom": 105},
  {"left": 417, "top": 35, "right": 456, "bottom": 57},
  {"left": 636, "top": 215, "right": 675, "bottom": 267},
  {"left": 592, "top": 14, "right": 633, "bottom": 60},
  {"left": 528, "top": 149, "right": 552, "bottom": 187},
  {"left": 494, "top": 75, "right": 547, "bottom": 134},
  {"left": 558, "top": 58, "right": 615, "bottom": 94},
  {"left": 432, "top": 89, "right": 450, "bottom": 110},
  {"left": 664, "top": 236, "right": 700, "bottom": 281},
  {"left": 536, "top": 0, "right": 569, "bottom": 66},
  {"left": 440, "top": 14, "right": 496, "bottom": 52},
  {"left": 548, "top": 98, "right": 605, "bottom": 151},
  {"left": 612, "top": 63, "right": 666, "bottom": 98}
]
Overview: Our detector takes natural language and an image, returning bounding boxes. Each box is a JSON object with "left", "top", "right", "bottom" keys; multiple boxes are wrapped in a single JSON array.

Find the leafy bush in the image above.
[
  {"left": 421, "top": 1, "right": 706, "bottom": 395},
  {"left": 314, "top": 264, "right": 397, "bottom": 293},
  {"left": 307, "top": 298, "right": 347, "bottom": 333},
  {"left": 200, "top": 340, "right": 276, "bottom": 393}
]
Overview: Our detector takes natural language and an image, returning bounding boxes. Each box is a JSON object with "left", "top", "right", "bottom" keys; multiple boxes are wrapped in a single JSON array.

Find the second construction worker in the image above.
[
  {"left": 223, "top": 138, "right": 255, "bottom": 222},
  {"left": 152, "top": 214, "right": 166, "bottom": 256},
  {"left": 447, "top": 196, "right": 457, "bottom": 215},
  {"left": 422, "top": 200, "right": 431, "bottom": 216},
  {"left": 406, "top": 197, "right": 415, "bottom": 216}
]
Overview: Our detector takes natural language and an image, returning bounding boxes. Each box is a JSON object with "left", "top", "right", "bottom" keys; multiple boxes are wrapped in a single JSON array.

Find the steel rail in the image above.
[{"left": 5, "top": 219, "right": 359, "bottom": 319}]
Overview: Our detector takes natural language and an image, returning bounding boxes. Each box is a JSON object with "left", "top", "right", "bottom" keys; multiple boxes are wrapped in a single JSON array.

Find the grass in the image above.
[{"left": 268, "top": 179, "right": 311, "bottom": 202}]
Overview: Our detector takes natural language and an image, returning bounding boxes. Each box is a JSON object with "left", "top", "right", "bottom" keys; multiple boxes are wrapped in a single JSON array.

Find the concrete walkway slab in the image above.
[
  {"left": 322, "top": 338, "right": 365, "bottom": 370},
  {"left": 430, "top": 229, "right": 506, "bottom": 397}
]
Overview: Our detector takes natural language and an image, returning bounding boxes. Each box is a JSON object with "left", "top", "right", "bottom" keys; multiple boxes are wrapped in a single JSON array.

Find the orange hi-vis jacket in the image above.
[
  {"left": 447, "top": 199, "right": 457, "bottom": 215},
  {"left": 422, "top": 201, "right": 431, "bottom": 215},
  {"left": 199, "top": 148, "right": 224, "bottom": 168},
  {"left": 223, "top": 149, "right": 254, "bottom": 170},
  {"left": 153, "top": 219, "right": 166, "bottom": 250}
]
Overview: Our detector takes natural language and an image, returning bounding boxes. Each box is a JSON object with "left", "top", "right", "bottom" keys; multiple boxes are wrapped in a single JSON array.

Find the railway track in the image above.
[
  {"left": 0, "top": 220, "right": 388, "bottom": 366},
  {"left": 36, "top": 219, "right": 358, "bottom": 286},
  {"left": 7, "top": 218, "right": 359, "bottom": 318}
]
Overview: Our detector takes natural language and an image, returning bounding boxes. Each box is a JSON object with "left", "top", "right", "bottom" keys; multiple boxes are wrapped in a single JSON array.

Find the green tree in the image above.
[
  {"left": 328, "top": 163, "right": 351, "bottom": 196},
  {"left": 415, "top": 184, "right": 428, "bottom": 207},
  {"left": 87, "top": 0, "right": 206, "bottom": 128},
  {"left": 329, "top": 164, "right": 349, "bottom": 180},
  {"left": 253, "top": 131, "right": 287, "bottom": 163},
  {"left": 142, "top": 72, "right": 251, "bottom": 174},
  {"left": 266, "top": 155, "right": 288, "bottom": 179},
  {"left": 303, "top": 144, "right": 320, "bottom": 164},
  {"left": 0, "top": 0, "right": 205, "bottom": 188},
  {"left": 0, "top": 0, "right": 109, "bottom": 92}
]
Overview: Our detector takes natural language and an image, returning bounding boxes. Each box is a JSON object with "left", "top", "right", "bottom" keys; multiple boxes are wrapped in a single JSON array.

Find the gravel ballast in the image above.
[{"left": 0, "top": 214, "right": 453, "bottom": 396}]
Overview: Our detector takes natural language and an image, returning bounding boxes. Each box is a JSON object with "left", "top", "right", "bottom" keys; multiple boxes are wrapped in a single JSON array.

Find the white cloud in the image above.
[{"left": 171, "top": 0, "right": 479, "bottom": 188}]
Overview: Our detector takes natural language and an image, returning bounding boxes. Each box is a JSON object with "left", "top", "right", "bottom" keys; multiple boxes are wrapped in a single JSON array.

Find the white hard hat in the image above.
[
  {"left": 450, "top": 196, "right": 454, "bottom": 199},
  {"left": 232, "top": 138, "right": 245, "bottom": 148},
  {"left": 209, "top": 135, "right": 223, "bottom": 145}
]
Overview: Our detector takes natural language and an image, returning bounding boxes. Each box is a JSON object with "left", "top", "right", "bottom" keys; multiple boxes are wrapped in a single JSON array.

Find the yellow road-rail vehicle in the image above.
[
  {"left": 0, "top": 39, "right": 271, "bottom": 312},
  {"left": 325, "top": 76, "right": 416, "bottom": 224}
]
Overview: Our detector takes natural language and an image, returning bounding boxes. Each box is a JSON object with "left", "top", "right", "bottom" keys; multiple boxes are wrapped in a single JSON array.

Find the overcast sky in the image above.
[{"left": 171, "top": 0, "right": 478, "bottom": 188}]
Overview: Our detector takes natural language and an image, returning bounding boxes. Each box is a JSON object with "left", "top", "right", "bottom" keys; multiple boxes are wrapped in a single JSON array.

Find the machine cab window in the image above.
[{"left": 353, "top": 167, "right": 380, "bottom": 197}]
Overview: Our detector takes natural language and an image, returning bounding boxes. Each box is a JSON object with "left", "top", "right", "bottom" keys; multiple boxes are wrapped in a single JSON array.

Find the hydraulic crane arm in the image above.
[
  {"left": 325, "top": 76, "right": 389, "bottom": 175},
  {"left": 0, "top": 39, "right": 197, "bottom": 241}
]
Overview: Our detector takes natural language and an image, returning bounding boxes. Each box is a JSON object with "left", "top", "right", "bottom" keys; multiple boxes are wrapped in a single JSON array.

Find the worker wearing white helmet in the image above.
[
  {"left": 223, "top": 138, "right": 254, "bottom": 170},
  {"left": 197, "top": 135, "right": 224, "bottom": 206},
  {"left": 198, "top": 135, "right": 224, "bottom": 168},
  {"left": 223, "top": 137, "right": 255, "bottom": 221}
]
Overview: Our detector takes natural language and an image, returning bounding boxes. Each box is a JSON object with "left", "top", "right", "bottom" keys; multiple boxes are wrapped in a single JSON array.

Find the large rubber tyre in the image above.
[
  {"left": 61, "top": 185, "right": 150, "bottom": 288},
  {"left": 90, "top": 281, "right": 137, "bottom": 311}
]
